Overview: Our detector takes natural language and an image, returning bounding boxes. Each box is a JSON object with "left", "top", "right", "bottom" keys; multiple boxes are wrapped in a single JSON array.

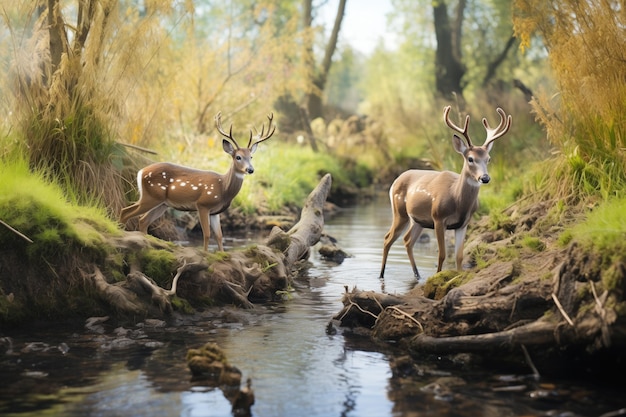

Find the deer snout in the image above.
[
  {"left": 479, "top": 174, "right": 491, "bottom": 184},
  {"left": 246, "top": 167, "right": 254, "bottom": 174}
]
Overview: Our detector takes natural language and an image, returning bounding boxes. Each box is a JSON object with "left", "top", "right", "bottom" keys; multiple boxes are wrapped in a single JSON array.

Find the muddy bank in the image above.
[
  {"left": 331, "top": 200, "right": 626, "bottom": 373},
  {"left": 0, "top": 174, "right": 332, "bottom": 325}
]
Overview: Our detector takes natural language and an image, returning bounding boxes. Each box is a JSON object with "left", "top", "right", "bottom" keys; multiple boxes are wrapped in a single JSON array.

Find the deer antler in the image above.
[
  {"left": 215, "top": 112, "right": 240, "bottom": 149},
  {"left": 482, "top": 107, "right": 511, "bottom": 147},
  {"left": 443, "top": 106, "right": 473, "bottom": 147},
  {"left": 247, "top": 113, "right": 276, "bottom": 148}
]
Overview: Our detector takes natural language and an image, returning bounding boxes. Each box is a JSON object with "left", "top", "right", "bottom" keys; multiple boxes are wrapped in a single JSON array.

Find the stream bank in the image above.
[{"left": 2, "top": 195, "right": 626, "bottom": 417}]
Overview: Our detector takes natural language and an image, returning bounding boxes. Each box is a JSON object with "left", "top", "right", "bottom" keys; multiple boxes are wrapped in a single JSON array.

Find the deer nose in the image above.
[
  {"left": 246, "top": 167, "right": 254, "bottom": 174},
  {"left": 479, "top": 174, "right": 491, "bottom": 184}
]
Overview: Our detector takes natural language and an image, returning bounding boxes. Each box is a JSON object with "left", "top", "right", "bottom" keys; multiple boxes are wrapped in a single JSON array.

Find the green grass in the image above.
[
  {"left": 564, "top": 197, "right": 626, "bottom": 254},
  {"left": 0, "top": 158, "right": 120, "bottom": 258},
  {"left": 237, "top": 145, "right": 351, "bottom": 213}
]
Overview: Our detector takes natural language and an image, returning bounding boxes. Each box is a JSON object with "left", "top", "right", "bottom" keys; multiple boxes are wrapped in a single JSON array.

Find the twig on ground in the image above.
[{"left": 551, "top": 293, "right": 574, "bottom": 326}]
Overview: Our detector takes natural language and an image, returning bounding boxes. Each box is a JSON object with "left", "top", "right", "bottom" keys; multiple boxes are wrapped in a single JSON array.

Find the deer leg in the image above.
[
  {"left": 197, "top": 208, "right": 211, "bottom": 251},
  {"left": 119, "top": 203, "right": 141, "bottom": 224},
  {"left": 380, "top": 215, "right": 409, "bottom": 278},
  {"left": 403, "top": 221, "right": 424, "bottom": 278},
  {"left": 209, "top": 214, "right": 223, "bottom": 252},
  {"left": 119, "top": 193, "right": 163, "bottom": 225},
  {"left": 454, "top": 226, "right": 468, "bottom": 271},
  {"left": 138, "top": 204, "right": 169, "bottom": 234},
  {"left": 434, "top": 221, "right": 446, "bottom": 272}
]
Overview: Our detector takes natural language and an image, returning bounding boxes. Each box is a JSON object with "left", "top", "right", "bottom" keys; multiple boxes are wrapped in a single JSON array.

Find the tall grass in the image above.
[{"left": 514, "top": 0, "right": 626, "bottom": 204}]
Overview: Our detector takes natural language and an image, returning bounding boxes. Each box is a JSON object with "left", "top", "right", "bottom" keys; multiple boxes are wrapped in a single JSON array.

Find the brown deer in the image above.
[
  {"left": 379, "top": 106, "right": 511, "bottom": 278},
  {"left": 119, "top": 112, "right": 275, "bottom": 251}
]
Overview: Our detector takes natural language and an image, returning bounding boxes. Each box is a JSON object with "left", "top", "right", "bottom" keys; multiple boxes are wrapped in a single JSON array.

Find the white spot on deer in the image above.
[
  {"left": 180, "top": 182, "right": 187, "bottom": 187},
  {"left": 171, "top": 186, "right": 176, "bottom": 190},
  {"left": 192, "top": 186, "right": 198, "bottom": 191},
  {"left": 161, "top": 172, "right": 167, "bottom": 177},
  {"left": 207, "top": 191, "right": 212, "bottom": 195},
  {"left": 160, "top": 186, "right": 166, "bottom": 190},
  {"left": 169, "top": 178, "right": 174, "bottom": 183}
]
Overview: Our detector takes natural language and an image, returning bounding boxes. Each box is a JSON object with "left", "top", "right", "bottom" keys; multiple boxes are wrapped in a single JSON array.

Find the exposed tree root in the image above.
[{"left": 333, "top": 233, "right": 626, "bottom": 363}]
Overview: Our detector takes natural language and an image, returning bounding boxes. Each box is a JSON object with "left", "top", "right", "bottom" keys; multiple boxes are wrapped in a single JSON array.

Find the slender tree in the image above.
[{"left": 303, "top": 0, "right": 347, "bottom": 120}]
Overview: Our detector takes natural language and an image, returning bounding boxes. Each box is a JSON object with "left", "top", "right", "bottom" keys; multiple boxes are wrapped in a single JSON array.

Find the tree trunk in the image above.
[
  {"left": 433, "top": 0, "right": 466, "bottom": 101},
  {"left": 304, "top": 0, "right": 347, "bottom": 120}
]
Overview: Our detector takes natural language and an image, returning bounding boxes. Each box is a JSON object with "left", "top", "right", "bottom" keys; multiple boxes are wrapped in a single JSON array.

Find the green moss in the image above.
[
  {"left": 422, "top": 270, "right": 470, "bottom": 300},
  {"left": 0, "top": 160, "right": 119, "bottom": 270},
  {"left": 602, "top": 259, "right": 626, "bottom": 293},
  {"left": 139, "top": 248, "right": 178, "bottom": 286},
  {"left": 171, "top": 295, "right": 195, "bottom": 314}
]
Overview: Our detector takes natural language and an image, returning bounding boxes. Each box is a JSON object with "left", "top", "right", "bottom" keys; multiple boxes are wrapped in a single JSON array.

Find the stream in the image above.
[{"left": 1, "top": 195, "right": 625, "bottom": 417}]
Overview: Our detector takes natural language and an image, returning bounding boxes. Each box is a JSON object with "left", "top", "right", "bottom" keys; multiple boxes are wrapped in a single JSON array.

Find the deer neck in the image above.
[
  {"left": 452, "top": 169, "right": 481, "bottom": 211},
  {"left": 222, "top": 165, "right": 245, "bottom": 198}
]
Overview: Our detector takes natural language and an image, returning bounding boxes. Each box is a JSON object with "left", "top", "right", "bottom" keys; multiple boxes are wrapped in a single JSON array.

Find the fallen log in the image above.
[
  {"left": 408, "top": 320, "right": 560, "bottom": 354},
  {"left": 266, "top": 173, "right": 332, "bottom": 267}
]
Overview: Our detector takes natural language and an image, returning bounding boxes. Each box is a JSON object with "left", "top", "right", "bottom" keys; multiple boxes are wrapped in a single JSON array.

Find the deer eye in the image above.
[
  {"left": 468, "top": 156, "right": 474, "bottom": 163},
  {"left": 236, "top": 155, "right": 242, "bottom": 161}
]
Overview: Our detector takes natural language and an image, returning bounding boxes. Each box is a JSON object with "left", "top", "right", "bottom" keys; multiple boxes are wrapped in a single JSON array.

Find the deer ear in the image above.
[
  {"left": 249, "top": 142, "right": 259, "bottom": 154},
  {"left": 223, "top": 139, "right": 235, "bottom": 155},
  {"left": 452, "top": 134, "right": 467, "bottom": 154}
]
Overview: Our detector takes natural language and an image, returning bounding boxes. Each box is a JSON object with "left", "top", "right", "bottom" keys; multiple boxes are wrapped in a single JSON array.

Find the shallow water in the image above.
[{"left": 1, "top": 195, "right": 625, "bottom": 417}]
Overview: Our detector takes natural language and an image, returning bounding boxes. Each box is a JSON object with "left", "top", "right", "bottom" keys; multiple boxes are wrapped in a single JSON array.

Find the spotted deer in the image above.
[
  {"left": 119, "top": 112, "right": 275, "bottom": 251},
  {"left": 379, "top": 106, "right": 512, "bottom": 278}
]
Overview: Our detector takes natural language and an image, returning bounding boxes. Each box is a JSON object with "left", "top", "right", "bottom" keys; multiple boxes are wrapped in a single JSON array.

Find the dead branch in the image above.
[{"left": 0, "top": 220, "right": 33, "bottom": 243}]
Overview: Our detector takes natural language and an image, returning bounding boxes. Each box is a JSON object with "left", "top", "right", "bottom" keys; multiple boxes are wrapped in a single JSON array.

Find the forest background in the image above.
[{"left": 0, "top": 0, "right": 624, "bottom": 295}]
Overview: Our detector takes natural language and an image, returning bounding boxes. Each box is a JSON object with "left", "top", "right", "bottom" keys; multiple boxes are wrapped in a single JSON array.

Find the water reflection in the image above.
[{"left": 316, "top": 194, "right": 440, "bottom": 294}]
